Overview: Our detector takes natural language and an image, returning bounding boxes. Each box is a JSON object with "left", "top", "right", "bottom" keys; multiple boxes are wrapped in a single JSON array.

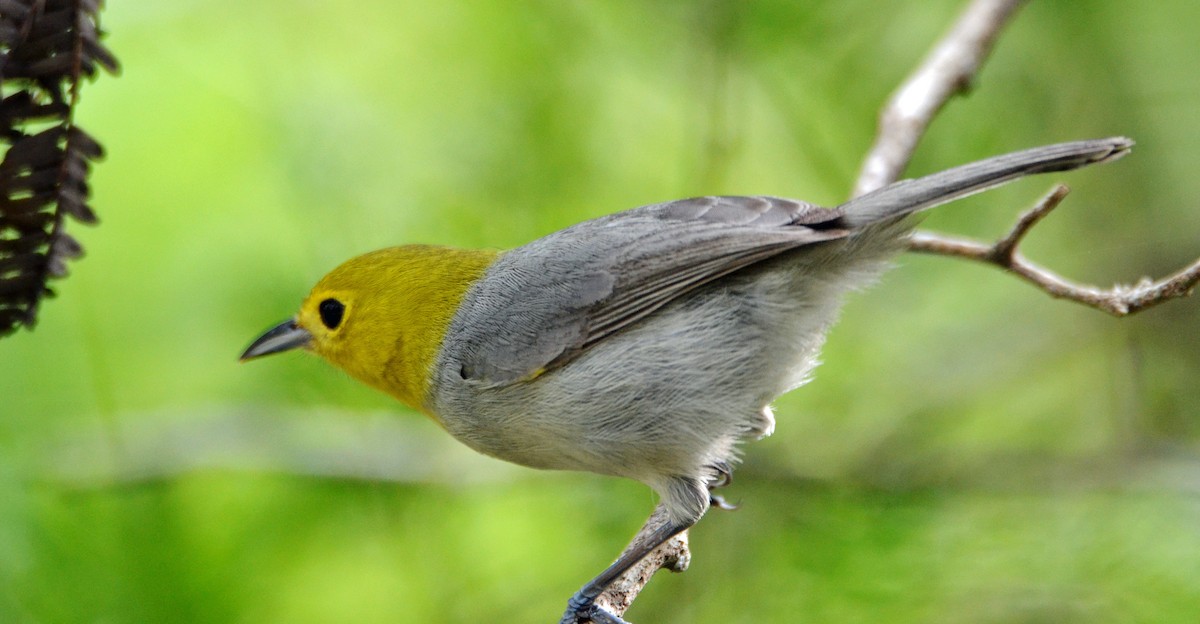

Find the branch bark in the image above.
[{"left": 592, "top": 505, "right": 691, "bottom": 621}]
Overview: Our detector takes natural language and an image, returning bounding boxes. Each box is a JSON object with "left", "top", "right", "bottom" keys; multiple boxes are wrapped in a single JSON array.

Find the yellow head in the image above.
[{"left": 241, "top": 245, "right": 499, "bottom": 413}]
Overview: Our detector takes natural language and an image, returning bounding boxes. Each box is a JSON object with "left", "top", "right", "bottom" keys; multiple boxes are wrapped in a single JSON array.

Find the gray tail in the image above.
[{"left": 836, "top": 137, "right": 1133, "bottom": 227}]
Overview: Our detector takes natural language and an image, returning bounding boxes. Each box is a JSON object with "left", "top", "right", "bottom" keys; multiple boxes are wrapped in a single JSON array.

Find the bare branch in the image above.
[
  {"left": 853, "top": 0, "right": 1026, "bottom": 196},
  {"left": 907, "top": 186, "right": 1200, "bottom": 316}
]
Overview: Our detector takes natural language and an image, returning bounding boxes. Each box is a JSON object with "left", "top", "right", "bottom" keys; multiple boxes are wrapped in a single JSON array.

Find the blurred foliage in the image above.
[
  {"left": 0, "top": 0, "right": 117, "bottom": 335},
  {"left": 2, "top": 1, "right": 1199, "bottom": 622}
]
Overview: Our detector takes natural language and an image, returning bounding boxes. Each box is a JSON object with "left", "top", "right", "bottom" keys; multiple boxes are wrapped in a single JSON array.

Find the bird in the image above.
[{"left": 242, "top": 137, "right": 1132, "bottom": 623}]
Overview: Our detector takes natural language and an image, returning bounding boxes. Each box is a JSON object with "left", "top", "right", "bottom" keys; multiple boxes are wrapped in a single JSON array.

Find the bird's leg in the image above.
[{"left": 560, "top": 505, "right": 693, "bottom": 624}]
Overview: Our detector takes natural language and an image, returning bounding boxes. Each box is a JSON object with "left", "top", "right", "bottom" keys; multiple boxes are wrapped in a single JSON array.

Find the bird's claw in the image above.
[
  {"left": 709, "top": 492, "right": 737, "bottom": 511},
  {"left": 561, "top": 593, "right": 631, "bottom": 624}
]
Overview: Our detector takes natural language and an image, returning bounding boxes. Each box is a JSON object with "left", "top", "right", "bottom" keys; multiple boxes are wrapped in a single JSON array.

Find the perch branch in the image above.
[
  {"left": 908, "top": 185, "right": 1200, "bottom": 315},
  {"left": 591, "top": 505, "right": 691, "bottom": 621}
]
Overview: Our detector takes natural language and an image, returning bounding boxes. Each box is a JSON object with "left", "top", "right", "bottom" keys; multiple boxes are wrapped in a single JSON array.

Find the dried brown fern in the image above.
[{"left": 0, "top": 0, "right": 116, "bottom": 336}]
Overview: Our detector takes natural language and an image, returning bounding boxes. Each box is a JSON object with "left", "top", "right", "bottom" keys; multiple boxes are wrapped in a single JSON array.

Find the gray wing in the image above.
[{"left": 448, "top": 196, "right": 849, "bottom": 385}]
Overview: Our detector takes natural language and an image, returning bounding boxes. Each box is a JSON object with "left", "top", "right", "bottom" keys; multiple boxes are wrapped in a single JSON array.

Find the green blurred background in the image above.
[{"left": 4, "top": 1, "right": 1199, "bottom": 622}]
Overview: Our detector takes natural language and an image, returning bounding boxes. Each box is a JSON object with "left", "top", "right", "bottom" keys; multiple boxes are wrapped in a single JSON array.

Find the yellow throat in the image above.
[{"left": 296, "top": 245, "right": 499, "bottom": 414}]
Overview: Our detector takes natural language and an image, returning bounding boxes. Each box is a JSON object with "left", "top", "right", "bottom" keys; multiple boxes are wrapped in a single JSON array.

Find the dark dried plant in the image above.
[{"left": 0, "top": 0, "right": 117, "bottom": 337}]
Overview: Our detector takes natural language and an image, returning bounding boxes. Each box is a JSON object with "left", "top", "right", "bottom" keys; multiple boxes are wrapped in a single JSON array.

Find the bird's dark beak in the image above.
[{"left": 240, "top": 319, "right": 312, "bottom": 361}]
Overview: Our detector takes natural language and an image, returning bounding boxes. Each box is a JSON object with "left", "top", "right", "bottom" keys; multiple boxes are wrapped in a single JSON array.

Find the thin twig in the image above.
[
  {"left": 853, "top": 0, "right": 1026, "bottom": 196},
  {"left": 908, "top": 187, "right": 1200, "bottom": 316},
  {"left": 987, "top": 184, "right": 1070, "bottom": 263}
]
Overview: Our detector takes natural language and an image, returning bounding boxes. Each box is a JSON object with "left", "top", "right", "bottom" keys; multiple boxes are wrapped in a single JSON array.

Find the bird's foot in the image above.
[
  {"left": 706, "top": 461, "right": 734, "bottom": 489},
  {"left": 560, "top": 593, "right": 630, "bottom": 624},
  {"left": 705, "top": 463, "right": 737, "bottom": 511}
]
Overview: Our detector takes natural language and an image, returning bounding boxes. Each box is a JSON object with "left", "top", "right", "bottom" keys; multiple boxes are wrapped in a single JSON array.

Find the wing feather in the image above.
[{"left": 449, "top": 196, "right": 848, "bottom": 385}]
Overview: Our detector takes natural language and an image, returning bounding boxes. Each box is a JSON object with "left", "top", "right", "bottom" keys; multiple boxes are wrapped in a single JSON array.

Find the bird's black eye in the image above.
[{"left": 318, "top": 298, "right": 345, "bottom": 329}]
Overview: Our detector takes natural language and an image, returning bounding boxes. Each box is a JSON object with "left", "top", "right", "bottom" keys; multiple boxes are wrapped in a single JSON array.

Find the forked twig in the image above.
[
  {"left": 853, "top": 0, "right": 1198, "bottom": 315},
  {"left": 987, "top": 184, "right": 1070, "bottom": 263},
  {"left": 908, "top": 185, "right": 1200, "bottom": 315}
]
